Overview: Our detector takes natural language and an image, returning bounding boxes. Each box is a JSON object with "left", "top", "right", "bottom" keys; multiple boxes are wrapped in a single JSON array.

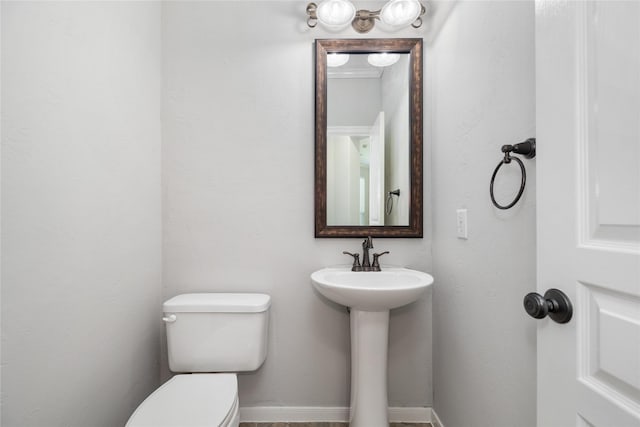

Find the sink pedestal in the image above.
[{"left": 349, "top": 309, "right": 390, "bottom": 427}]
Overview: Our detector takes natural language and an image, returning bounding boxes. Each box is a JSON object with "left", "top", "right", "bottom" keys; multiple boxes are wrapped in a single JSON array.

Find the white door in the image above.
[
  {"left": 536, "top": 1, "right": 640, "bottom": 426},
  {"left": 368, "top": 112, "right": 385, "bottom": 225}
]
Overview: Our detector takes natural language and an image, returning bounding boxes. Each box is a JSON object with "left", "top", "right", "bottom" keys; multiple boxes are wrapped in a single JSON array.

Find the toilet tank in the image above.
[{"left": 163, "top": 293, "right": 270, "bottom": 373}]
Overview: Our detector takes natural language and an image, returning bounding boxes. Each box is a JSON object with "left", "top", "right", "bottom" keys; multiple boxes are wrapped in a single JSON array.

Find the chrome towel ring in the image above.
[{"left": 490, "top": 138, "right": 536, "bottom": 210}]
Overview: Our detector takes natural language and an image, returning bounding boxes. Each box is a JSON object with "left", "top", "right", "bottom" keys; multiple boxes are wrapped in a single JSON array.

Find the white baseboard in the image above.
[
  {"left": 240, "top": 407, "right": 348, "bottom": 423},
  {"left": 389, "top": 407, "right": 433, "bottom": 423},
  {"left": 431, "top": 408, "right": 445, "bottom": 427},
  {"left": 239, "top": 406, "right": 433, "bottom": 423}
]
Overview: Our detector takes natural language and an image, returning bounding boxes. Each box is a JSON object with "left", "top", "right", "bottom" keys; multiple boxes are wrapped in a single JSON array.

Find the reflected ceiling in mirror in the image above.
[{"left": 315, "top": 39, "right": 423, "bottom": 238}]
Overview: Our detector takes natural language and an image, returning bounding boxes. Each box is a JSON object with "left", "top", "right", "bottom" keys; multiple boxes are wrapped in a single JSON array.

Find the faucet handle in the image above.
[
  {"left": 343, "top": 251, "right": 362, "bottom": 271},
  {"left": 371, "top": 251, "right": 390, "bottom": 271}
]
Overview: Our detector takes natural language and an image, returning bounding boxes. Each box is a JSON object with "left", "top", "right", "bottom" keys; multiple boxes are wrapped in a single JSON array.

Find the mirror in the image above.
[{"left": 315, "top": 39, "right": 423, "bottom": 237}]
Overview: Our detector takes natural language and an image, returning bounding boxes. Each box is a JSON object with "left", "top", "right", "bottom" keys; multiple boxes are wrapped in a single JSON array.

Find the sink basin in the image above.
[{"left": 311, "top": 267, "right": 433, "bottom": 311}]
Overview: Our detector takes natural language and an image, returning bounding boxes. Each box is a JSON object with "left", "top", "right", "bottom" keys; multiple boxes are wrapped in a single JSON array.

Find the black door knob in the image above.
[{"left": 523, "top": 288, "right": 573, "bottom": 324}]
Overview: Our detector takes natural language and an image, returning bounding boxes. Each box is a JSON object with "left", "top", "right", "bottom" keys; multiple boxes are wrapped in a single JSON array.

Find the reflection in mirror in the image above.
[
  {"left": 315, "top": 39, "right": 423, "bottom": 237},
  {"left": 326, "top": 53, "right": 410, "bottom": 226}
]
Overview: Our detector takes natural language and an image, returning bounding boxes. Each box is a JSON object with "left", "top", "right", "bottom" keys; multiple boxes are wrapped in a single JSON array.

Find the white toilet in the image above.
[{"left": 126, "top": 293, "right": 271, "bottom": 427}]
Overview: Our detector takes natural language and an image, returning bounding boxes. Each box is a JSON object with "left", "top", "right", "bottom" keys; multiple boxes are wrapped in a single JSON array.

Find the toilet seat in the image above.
[{"left": 126, "top": 374, "right": 238, "bottom": 427}]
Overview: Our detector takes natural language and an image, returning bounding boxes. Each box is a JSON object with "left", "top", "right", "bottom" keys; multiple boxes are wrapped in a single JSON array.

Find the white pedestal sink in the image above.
[{"left": 311, "top": 267, "right": 434, "bottom": 427}]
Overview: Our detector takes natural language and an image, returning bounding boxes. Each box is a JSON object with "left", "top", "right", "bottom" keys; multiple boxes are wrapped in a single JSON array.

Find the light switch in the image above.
[{"left": 456, "top": 209, "right": 468, "bottom": 239}]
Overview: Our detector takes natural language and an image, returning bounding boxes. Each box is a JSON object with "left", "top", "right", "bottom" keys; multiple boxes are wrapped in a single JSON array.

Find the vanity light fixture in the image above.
[
  {"left": 306, "top": 0, "right": 425, "bottom": 33},
  {"left": 327, "top": 53, "right": 350, "bottom": 67},
  {"left": 367, "top": 53, "right": 400, "bottom": 67}
]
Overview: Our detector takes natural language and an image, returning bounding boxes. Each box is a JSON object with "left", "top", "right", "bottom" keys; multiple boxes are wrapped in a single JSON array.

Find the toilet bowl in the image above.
[
  {"left": 126, "top": 374, "right": 239, "bottom": 427},
  {"left": 126, "top": 293, "right": 270, "bottom": 427}
]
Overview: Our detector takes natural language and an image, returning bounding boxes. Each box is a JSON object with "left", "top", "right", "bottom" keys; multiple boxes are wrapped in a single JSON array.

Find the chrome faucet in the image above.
[{"left": 343, "top": 236, "right": 388, "bottom": 271}]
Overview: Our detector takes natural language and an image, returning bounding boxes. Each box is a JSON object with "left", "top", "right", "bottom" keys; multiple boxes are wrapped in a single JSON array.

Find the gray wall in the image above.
[
  {"left": 328, "top": 78, "right": 381, "bottom": 127},
  {"left": 1, "top": 2, "right": 162, "bottom": 426},
  {"left": 429, "top": 2, "right": 537, "bottom": 426},
  {"left": 382, "top": 55, "right": 410, "bottom": 226},
  {"left": 162, "top": 1, "right": 433, "bottom": 409}
]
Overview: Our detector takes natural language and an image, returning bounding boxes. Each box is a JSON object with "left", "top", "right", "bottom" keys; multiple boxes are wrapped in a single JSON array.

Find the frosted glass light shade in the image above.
[
  {"left": 367, "top": 53, "right": 400, "bottom": 67},
  {"left": 379, "top": 0, "right": 421, "bottom": 27},
  {"left": 316, "top": 0, "right": 356, "bottom": 30},
  {"left": 327, "top": 53, "right": 350, "bottom": 67}
]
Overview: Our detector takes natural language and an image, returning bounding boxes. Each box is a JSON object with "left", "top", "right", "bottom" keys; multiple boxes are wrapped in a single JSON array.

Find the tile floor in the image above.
[{"left": 239, "top": 423, "right": 432, "bottom": 427}]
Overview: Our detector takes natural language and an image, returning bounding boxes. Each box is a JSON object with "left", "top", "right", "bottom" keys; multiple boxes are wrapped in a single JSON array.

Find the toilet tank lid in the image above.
[{"left": 163, "top": 293, "right": 271, "bottom": 313}]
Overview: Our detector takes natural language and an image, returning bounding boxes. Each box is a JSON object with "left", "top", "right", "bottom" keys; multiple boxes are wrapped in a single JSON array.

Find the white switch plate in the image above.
[{"left": 456, "top": 209, "right": 468, "bottom": 239}]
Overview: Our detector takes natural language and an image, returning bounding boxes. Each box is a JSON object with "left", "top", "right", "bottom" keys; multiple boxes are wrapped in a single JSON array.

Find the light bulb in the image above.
[
  {"left": 379, "top": 0, "right": 421, "bottom": 27},
  {"left": 327, "top": 53, "right": 350, "bottom": 67},
  {"left": 367, "top": 53, "right": 401, "bottom": 67},
  {"left": 316, "top": 0, "right": 356, "bottom": 30}
]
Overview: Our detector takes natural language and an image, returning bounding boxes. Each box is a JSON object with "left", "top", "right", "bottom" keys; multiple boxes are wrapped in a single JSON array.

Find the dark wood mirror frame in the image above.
[{"left": 314, "top": 38, "right": 423, "bottom": 238}]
